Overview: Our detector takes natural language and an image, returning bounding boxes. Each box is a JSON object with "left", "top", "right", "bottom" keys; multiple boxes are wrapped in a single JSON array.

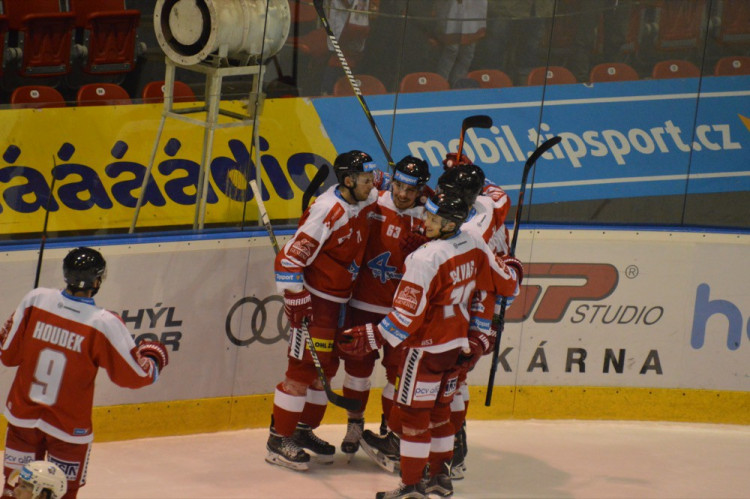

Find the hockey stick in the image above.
[
  {"left": 312, "top": 0, "right": 395, "bottom": 169},
  {"left": 34, "top": 156, "right": 58, "bottom": 289},
  {"left": 253, "top": 178, "right": 361, "bottom": 411},
  {"left": 457, "top": 115, "right": 493, "bottom": 160},
  {"left": 485, "top": 135, "right": 562, "bottom": 406},
  {"left": 301, "top": 164, "right": 330, "bottom": 212}
]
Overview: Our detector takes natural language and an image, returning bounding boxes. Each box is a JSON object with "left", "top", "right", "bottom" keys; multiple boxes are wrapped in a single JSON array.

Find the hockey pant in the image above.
[
  {"left": 391, "top": 347, "right": 461, "bottom": 486},
  {"left": 273, "top": 295, "right": 344, "bottom": 436},
  {"left": 3, "top": 424, "right": 90, "bottom": 499}
]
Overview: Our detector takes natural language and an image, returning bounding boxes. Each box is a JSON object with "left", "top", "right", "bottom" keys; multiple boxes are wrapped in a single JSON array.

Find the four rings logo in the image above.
[{"left": 225, "top": 296, "right": 289, "bottom": 346}]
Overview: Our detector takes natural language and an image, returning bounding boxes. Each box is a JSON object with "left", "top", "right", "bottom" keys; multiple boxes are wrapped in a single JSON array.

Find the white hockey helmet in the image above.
[{"left": 8, "top": 461, "right": 67, "bottom": 499}]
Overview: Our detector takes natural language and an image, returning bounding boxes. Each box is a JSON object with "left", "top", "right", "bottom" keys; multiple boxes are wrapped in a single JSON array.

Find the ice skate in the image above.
[
  {"left": 266, "top": 429, "right": 310, "bottom": 472},
  {"left": 360, "top": 429, "right": 400, "bottom": 473},
  {"left": 379, "top": 413, "right": 388, "bottom": 436},
  {"left": 292, "top": 423, "right": 335, "bottom": 464},
  {"left": 425, "top": 462, "right": 453, "bottom": 497},
  {"left": 341, "top": 417, "right": 365, "bottom": 461},
  {"left": 375, "top": 480, "right": 426, "bottom": 499}
]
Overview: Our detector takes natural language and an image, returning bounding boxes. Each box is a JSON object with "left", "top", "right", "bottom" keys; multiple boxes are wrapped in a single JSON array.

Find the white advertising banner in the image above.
[{"left": 0, "top": 229, "right": 746, "bottom": 410}]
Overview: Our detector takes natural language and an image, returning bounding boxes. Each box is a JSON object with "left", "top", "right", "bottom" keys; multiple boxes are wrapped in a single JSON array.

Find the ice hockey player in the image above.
[
  {"left": 339, "top": 156, "right": 431, "bottom": 462},
  {"left": 435, "top": 160, "right": 512, "bottom": 479},
  {"left": 0, "top": 247, "right": 169, "bottom": 498},
  {"left": 267, "top": 150, "right": 378, "bottom": 471},
  {"left": 338, "top": 192, "right": 523, "bottom": 498},
  {"left": 7, "top": 461, "right": 66, "bottom": 499}
]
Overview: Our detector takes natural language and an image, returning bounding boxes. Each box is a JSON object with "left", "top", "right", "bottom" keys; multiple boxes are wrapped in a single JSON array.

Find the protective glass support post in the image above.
[{"left": 129, "top": 57, "right": 265, "bottom": 233}]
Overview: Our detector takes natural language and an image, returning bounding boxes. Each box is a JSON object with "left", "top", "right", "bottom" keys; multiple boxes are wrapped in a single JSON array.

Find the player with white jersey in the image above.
[
  {"left": 338, "top": 192, "right": 523, "bottom": 499},
  {"left": 339, "top": 156, "right": 431, "bottom": 461},
  {"left": 435, "top": 161, "right": 516, "bottom": 478},
  {"left": 0, "top": 248, "right": 169, "bottom": 499},
  {"left": 267, "top": 150, "right": 378, "bottom": 472}
]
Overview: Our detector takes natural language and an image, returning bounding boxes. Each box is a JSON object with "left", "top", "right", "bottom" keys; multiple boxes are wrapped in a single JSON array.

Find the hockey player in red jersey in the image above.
[
  {"left": 0, "top": 248, "right": 169, "bottom": 499},
  {"left": 338, "top": 156, "right": 431, "bottom": 461},
  {"left": 338, "top": 192, "right": 523, "bottom": 499},
  {"left": 267, "top": 150, "right": 378, "bottom": 472}
]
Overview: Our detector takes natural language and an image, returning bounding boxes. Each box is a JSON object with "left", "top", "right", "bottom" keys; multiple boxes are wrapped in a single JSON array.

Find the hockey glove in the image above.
[
  {"left": 284, "top": 289, "right": 313, "bottom": 329},
  {"left": 338, "top": 323, "right": 383, "bottom": 357},
  {"left": 137, "top": 340, "right": 169, "bottom": 371},
  {"left": 499, "top": 254, "right": 524, "bottom": 284},
  {"left": 418, "top": 184, "right": 435, "bottom": 206},
  {"left": 459, "top": 334, "right": 487, "bottom": 373},
  {"left": 399, "top": 229, "right": 430, "bottom": 255},
  {"left": 443, "top": 152, "right": 472, "bottom": 170}
]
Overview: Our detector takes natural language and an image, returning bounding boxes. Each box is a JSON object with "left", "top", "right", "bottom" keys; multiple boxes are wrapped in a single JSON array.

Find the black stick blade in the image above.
[{"left": 462, "top": 114, "right": 493, "bottom": 133}]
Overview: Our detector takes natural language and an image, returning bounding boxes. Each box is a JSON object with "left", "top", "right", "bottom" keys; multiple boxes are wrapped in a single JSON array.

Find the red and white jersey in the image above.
[
  {"left": 350, "top": 191, "right": 425, "bottom": 315},
  {"left": 275, "top": 185, "right": 378, "bottom": 303},
  {"left": 0, "top": 288, "right": 157, "bottom": 444},
  {"left": 377, "top": 230, "right": 519, "bottom": 353},
  {"left": 463, "top": 189, "right": 511, "bottom": 256}
]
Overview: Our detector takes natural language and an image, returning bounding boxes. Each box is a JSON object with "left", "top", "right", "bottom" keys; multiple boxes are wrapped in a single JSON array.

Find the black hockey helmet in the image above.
[
  {"left": 436, "top": 164, "right": 485, "bottom": 207},
  {"left": 425, "top": 191, "right": 469, "bottom": 225},
  {"left": 333, "top": 150, "right": 377, "bottom": 185},
  {"left": 393, "top": 155, "right": 430, "bottom": 187},
  {"left": 63, "top": 247, "right": 106, "bottom": 292}
]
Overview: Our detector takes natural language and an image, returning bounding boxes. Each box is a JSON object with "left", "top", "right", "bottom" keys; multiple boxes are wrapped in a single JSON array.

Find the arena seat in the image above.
[
  {"left": 589, "top": 62, "right": 639, "bottom": 82},
  {"left": 142, "top": 80, "right": 197, "bottom": 103},
  {"left": 4, "top": 0, "right": 76, "bottom": 77},
  {"left": 526, "top": 66, "right": 577, "bottom": 86},
  {"left": 713, "top": 55, "right": 750, "bottom": 76},
  {"left": 69, "top": 0, "right": 141, "bottom": 75},
  {"left": 398, "top": 72, "right": 450, "bottom": 93},
  {"left": 467, "top": 69, "right": 513, "bottom": 89},
  {"left": 333, "top": 74, "right": 386, "bottom": 96},
  {"left": 652, "top": 59, "right": 701, "bottom": 79},
  {"left": 77, "top": 83, "right": 131, "bottom": 106},
  {"left": 11, "top": 85, "right": 66, "bottom": 109}
]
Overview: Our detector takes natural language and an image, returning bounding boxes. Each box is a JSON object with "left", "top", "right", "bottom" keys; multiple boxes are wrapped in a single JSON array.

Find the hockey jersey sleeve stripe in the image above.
[
  {"left": 469, "top": 315, "right": 492, "bottom": 335},
  {"left": 378, "top": 316, "right": 409, "bottom": 346}
]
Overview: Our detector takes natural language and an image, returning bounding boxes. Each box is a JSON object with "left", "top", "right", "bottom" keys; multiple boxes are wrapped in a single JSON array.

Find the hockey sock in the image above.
[
  {"left": 387, "top": 403, "right": 403, "bottom": 435},
  {"left": 449, "top": 391, "right": 466, "bottom": 437},
  {"left": 429, "top": 422, "right": 455, "bottom": 477},
  {"left": 400, "top": 433, "right": 431, "bottom": 485},
  {"left": 381, "top": 382, "right": 395, "bottom": 425},
  {"left": 299, "top": 388, "right": 328, "bottom": 428},
  {"left": 272, "top": 383, "right": 306, "bottom": 436},
  {"left": 342, "top": 372, "right": 372, "bottom": 416}
]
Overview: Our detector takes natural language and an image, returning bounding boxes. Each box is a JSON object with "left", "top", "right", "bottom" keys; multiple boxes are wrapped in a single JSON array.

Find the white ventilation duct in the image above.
[{"left": 154, "top": 0, "right": 291, "bottom": 66}]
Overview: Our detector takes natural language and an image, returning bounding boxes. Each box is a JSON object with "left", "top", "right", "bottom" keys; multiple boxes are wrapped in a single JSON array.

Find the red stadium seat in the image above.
[
  {"left": 333, "top": 75, "right": 386, "bottom": 96},
  {"left": 526, "top": 66, "right": 577, "bottom": 86},
  {"left": 712, "top": 0, "right": 750, "bottom": 46},
  {"left": 4, "top": 0, "right": 76, "bottom": 77},
  {"left": 589, "top": 62, "right": 639, "bottom": 82},
  {"left": 142, "top": 80, "right": 197, "bottom": 103},
  {"left": 652, "top": 59, "right": 701, "bottom": 79},
  {"left": 69, "top": 0, "right": 141, "bottom": 75},
  {"left": 11, "top": 85, "right": 66, "bottom": 109},
  {"left": 467, "top": 69, "right": 513, "bottom": 89},
  {"left": 399, "top": 72, "right": 450, "bottom": 93},
  {"left": 77, "top": 83, "right": 131, "bottom": 106},
  {"left": 713, "top": 55, "right": 750, "bottom": 76},
  {"left": 652, "top": 0, "right": 708, "bottom": 51}
]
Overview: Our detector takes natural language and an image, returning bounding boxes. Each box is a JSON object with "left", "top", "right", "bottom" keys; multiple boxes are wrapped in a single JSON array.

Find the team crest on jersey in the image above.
[
  {"left": 394, "top": 282, "right": 423, "bottom": 314},
  {"left": 288, "top": 234, "right": 319, "bottom": 262}
]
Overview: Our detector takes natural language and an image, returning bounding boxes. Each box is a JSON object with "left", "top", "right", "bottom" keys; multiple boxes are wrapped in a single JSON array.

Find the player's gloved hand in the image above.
[
  {"left": 459, "top": 334, "right": 486, "bottom": 373},
  {"left": 338, "top": 323, "right": 383, "bottom": 357},
  {"left": 137, "top": 340, "right": 169, "bottom": 371},
  {"left": 399, "top": 228, "right": 430, "bottom": 255},
  {"left": 443, "top": 152, "right": 472, "bottom": 169},
  {"left": 373, "top": 169, "right": 392, "bottom": 190},
  {"left": 284, "top": 289, "right": 313, "bottom": 328},
  {"left": 499, "top": 254, "right": 524, "bottom": 284}
]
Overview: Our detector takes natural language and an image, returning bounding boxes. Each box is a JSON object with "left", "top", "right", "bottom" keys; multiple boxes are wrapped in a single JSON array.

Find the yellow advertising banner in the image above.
[{"left": 0, "top": 98, "right": 336, "bottom": 235}]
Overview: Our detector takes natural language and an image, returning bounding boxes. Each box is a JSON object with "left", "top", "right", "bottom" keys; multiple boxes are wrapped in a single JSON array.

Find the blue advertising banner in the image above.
[{"left": 313, "top": 77, "right": 750, "bottom": 204}]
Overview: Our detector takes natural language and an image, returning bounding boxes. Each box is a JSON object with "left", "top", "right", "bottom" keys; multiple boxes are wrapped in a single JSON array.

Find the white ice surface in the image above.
[{"left": 78, "top": 420, "right": 750, "bottom": 498}]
